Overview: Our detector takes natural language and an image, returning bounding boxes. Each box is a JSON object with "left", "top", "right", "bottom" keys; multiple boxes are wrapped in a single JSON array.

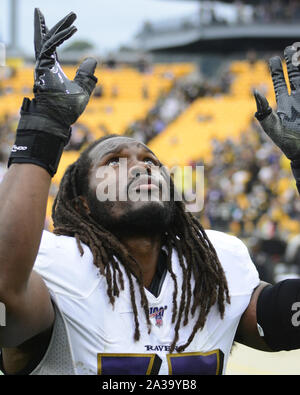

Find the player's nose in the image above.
[{"left": 129, "top": 163, "right": 151, "bottom": 179}]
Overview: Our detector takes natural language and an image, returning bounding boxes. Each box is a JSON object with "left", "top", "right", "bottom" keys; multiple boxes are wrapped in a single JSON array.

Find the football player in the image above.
[{"left": 0, "top": 9, "right": 300, "bottom": 375}]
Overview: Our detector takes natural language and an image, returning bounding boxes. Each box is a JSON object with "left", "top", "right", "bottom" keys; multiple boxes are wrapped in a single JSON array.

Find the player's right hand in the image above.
[
  {"left": 21, "top": 8, "right": 98, "bottom": 144},
  {"left": 254, "top": 43, "right": 300, "bottom": 162},
  {"left": 8, "top": 9, "right": 98, "bottom": 176},
  {"left": 31, "top": 8, "right": 98, "bottom": 144}
]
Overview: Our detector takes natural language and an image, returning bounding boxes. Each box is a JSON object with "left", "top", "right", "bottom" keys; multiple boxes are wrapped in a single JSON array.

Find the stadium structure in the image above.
[{"left": 134, "top": 0, "right": 300, "bottom": 55}]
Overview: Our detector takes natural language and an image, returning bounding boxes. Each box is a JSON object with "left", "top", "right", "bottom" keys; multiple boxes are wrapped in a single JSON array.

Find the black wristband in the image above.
[
  {"left": 8, "top": 130, "right": 67, "bottom": 177},
  {"left": 257, "top": 280, "right": 300, "bottom": 351}
]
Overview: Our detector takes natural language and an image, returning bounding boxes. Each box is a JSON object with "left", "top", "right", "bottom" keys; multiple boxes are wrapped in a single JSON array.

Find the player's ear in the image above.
[{"left": 76, "top": 195, "right": 91, "bottom": 215}]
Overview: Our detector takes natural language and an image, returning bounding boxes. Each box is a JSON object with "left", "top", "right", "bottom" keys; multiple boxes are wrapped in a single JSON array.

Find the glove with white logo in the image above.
[
  {"left": 254, "top": 43, "right": 300, "bottom": 192},
  {"left": 8, "top": 8, "right": 98, "bottom": 176}
]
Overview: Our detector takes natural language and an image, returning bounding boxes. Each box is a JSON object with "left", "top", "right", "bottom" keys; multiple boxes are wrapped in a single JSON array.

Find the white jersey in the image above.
[{"left": 31, "top": 229, "right": 259, "bottom": 375}]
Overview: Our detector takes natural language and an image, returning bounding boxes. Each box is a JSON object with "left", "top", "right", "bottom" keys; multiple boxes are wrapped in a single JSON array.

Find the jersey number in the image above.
[{"left": 97, "top": 350, "right": 224, "bottom": 375}]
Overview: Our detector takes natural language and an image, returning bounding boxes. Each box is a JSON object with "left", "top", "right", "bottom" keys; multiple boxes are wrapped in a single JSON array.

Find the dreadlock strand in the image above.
[
  {"left": 104, "top": 262, "right": 115, "bottom": 305},
  {"left": 165, "top": 236, "right": 178, "bottom": 324},
  {"left": 123, "top": 266, "right": 140, "bottom": 342}
]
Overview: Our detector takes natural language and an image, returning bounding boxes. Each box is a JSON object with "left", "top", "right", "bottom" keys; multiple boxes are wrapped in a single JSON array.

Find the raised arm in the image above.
[
  {"left": 235, "top": 44, "right": 300, "bottom": 352},
  {"left": 0, "top": 9, "right": 97, "bottom": 349},
  {"left": 254, "top": 43, "right": 300, "bottom": 184}
]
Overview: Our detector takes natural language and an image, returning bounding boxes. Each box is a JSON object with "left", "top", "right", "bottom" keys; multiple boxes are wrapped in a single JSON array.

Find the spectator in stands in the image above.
[
  {"left": 65, "top": 123, "right": 93, "bottom": 152},
  {"left": 111, "top": 85, "right": 119, "bottom": 98},
  {"left": 0, "top": 113, "right": 17, "bottom": 164},
  {"left": 106, "top": 55, "right": 117, "bottom": 69},
  {"left": 93, "top": 85, "right": 104, "bottom": 98},
  {"left": 136, "top": 56, "right": 151, "bottom": 74}
]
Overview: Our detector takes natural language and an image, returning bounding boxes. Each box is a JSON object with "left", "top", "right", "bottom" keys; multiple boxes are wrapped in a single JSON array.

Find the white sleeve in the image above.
[
  {"left": 33, "top": 230, "right": 102, "bottom": 299},
  {"left": 205, "top": 230, "right": 260, "bottom": 296}
]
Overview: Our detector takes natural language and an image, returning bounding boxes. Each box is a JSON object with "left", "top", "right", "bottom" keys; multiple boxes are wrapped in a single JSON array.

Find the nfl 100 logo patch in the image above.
[{"left": 149, "top": 305, "right": 167, "bottom": 327}]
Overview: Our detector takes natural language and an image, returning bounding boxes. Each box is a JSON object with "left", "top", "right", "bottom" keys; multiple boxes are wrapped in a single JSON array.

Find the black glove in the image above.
[
  {"left": 8, "top": 8, "right": 98, "bottom": 176},
  {"left": 254, "top": 43, "right": 300, "bottom": 192}
]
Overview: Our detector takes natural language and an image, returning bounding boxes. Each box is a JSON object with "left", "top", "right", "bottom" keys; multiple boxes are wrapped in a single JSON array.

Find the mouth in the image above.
[
  {"left": 135, "top": 184, "right": 159, "bottom": 192},
  {"left": 129, "top": 175, "right": 160, "bottom": 193}
]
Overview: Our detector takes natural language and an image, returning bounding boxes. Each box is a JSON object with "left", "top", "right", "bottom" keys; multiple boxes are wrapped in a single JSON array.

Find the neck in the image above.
[{"left": 119, "top": 233, "right": 163, "bottom": 288}]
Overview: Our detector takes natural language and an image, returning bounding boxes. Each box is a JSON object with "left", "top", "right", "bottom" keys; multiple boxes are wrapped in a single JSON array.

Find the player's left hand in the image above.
[{"left": 254, "top": 43, "right": 300, "bottom": 162}]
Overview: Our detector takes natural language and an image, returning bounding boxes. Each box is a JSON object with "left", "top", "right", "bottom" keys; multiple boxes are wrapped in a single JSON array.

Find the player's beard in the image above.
[{"left": 86, "top": 192, "right": 176, "bottom": 238}]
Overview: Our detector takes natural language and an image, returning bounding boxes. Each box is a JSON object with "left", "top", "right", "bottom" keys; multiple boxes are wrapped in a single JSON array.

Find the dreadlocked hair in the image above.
[{"left": 52, "top": 134, "right": 230, "bottom": 353}]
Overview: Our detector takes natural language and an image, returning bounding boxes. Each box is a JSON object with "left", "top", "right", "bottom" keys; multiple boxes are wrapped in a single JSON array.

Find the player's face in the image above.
[{"left": 86, "top": 137, "right": 175, "bottom": 235}]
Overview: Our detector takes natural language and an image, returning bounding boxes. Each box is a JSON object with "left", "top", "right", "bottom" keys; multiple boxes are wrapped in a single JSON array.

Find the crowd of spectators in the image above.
[
  {"left": 125, "top": 70, "right": 234, "bottom": 144},
  {"left": 251, "top": 0, "right": 300, "bottom": 24},
  {"left": 206, "top": 0, "right": 300, "bottom": 25},
  {"left": 204, "top": 0, "right": 300, "bottom": 25},
  {"left": 139, "top": 0, "right": 300, "bottom": 36},
  {"left": 1, "top": 58, "right": 300, "bottom": 283},
  {"left": 196, "top": 120, "right": 300, "bottom": 283}
]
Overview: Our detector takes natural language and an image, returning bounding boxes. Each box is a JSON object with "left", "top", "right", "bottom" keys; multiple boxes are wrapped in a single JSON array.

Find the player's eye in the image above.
[
  {"left": 106, "top": 157, "right": 120, "bottom": 166},
  {"left": 144, "top": 157, "right": 157, "bottom": 166}
]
